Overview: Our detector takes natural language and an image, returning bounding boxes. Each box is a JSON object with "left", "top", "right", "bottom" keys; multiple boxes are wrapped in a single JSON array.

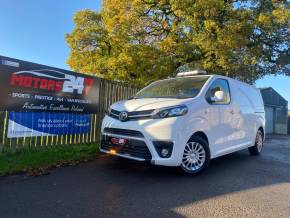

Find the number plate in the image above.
[{"left": 110, "top": 137, "right": 128, "bottom": 146}]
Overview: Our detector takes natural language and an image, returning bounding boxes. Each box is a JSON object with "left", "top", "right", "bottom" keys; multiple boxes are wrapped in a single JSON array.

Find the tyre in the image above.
[
  {"left": 248, "top": 130, "right": 264, "bottom": 155},
  {"left": 180, "top": 136, "right": 211, "bottom": 175}
]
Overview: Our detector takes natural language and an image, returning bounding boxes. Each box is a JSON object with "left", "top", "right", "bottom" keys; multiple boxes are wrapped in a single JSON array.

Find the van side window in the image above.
[{"left": 205, "top": 79, "right": 231, "bottom": 104}]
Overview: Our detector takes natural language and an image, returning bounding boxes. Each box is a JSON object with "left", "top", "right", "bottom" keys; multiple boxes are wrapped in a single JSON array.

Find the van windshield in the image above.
[{"left": 134, "top": 76, "right": 210, "bottom": 99}]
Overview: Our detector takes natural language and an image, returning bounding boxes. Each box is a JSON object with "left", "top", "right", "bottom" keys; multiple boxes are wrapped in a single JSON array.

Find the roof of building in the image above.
[{"left": 260, "top": 87, "right": 288, "bottom": 107}]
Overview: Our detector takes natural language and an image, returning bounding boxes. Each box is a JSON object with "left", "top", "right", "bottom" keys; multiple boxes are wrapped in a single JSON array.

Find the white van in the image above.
[{"left": 101, "top": 71, "right": 265, "bottom": 174}]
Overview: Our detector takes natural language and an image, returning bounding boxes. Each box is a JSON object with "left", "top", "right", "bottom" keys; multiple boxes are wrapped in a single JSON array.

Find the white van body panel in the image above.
[
  {"left": 101, "top": 75, "right": 265, "bottom": 166},
  {"left": 209, "top": 78, "right": 265, "bottom": 158}
]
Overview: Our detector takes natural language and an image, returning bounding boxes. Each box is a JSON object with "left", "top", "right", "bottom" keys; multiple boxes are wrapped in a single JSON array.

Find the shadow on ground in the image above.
[{"left": 0, "top": 136, "right": 290, "bottom": 218}]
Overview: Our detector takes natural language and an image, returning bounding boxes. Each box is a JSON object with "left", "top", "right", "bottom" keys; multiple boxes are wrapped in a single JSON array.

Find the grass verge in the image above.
[{"left": 0, "top": 144, "right": 99, "bottom": 176}]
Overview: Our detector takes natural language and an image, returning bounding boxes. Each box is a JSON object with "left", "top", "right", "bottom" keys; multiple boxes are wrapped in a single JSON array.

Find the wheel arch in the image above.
[
  {"left": 258, "top": 126, "right": 265, "bottom": 140},
  {"left": 189, "top": 131, "right": 209, "bottom": 145},
  {"left": 181, "top": 131, "right": 211, "bottom": 173}
]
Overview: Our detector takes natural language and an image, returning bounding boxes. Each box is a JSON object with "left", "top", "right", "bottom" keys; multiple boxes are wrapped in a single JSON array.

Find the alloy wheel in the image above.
[
  {"left": 182, "top": 142, "right": 206, "bottom": 172},
  {"left": 256, "top": 131, "right": 263, "bottom": 152}
]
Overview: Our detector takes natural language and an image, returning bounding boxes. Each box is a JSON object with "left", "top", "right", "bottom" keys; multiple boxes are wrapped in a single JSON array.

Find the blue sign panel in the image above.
[{"left": 7, "top": 112, "right": 91, "bottom": 138}]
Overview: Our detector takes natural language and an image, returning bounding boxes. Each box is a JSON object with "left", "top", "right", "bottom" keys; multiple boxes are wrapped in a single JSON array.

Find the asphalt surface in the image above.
[{"left": 0, "top": 136, "right": 290, "bottom": 218}]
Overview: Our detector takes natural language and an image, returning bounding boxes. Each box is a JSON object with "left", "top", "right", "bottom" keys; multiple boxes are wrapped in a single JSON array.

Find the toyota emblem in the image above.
[{"left": 119, "top": 111, "right": 128, "bottom": 121}]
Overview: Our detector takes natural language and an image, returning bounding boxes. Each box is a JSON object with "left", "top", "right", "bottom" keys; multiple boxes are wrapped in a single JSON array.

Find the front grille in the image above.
[
  {"left": 101, "top": 135, "right": 152, "bottom": 160},
  {"left": 108, "top": 109, "right": 154, "bottom": 121},
  {"left": 103, "top": 128, "right": 144, "bottom": 138},
  {"left": 109, "top": 109, "right": 120, "bottom": 119}
]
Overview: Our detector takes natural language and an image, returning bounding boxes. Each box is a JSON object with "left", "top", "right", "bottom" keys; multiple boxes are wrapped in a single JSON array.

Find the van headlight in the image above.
[{"left": 152, "top": 105, "right": 188, "bottom": 119}]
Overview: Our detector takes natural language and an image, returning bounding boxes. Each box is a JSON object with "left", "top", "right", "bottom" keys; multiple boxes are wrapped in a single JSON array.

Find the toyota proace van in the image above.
[{"left": 100, "top": 71, "right": 265, "bottom": 174}]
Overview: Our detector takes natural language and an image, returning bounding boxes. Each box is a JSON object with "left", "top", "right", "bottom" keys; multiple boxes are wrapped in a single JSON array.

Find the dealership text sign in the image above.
[
  {"left": 7, "top": 112, "right": 91, "bottom": 138},
  {"left": 0, "top": 56, "right": 100, "bottom": 113}
]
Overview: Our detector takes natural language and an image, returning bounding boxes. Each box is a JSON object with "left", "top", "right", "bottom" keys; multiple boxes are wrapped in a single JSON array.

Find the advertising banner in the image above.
[
  {"left": 0, "top": 55, "right": 100, "bottom": 113},
  {"left": 7, "top": 112, "right": 91, "bottom": 138}
]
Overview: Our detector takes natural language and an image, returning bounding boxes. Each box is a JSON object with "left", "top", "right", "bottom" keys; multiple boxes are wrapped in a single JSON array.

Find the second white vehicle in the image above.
[{"left": 100, "top": 71, "right": 265, "bottom": 174}]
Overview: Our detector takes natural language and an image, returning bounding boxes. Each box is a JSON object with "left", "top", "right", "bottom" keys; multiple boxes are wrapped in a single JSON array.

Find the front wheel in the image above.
[
  {"left": 248, "top": 130, "right": 264, "bottom": 155},
  {"left": 180, "top": 136, "right": 210, "bottom": 175}
]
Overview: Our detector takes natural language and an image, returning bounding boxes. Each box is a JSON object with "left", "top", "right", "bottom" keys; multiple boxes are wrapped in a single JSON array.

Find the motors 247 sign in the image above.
[{"left": 0, "top": 55, "right": 100, "bottom": 113}]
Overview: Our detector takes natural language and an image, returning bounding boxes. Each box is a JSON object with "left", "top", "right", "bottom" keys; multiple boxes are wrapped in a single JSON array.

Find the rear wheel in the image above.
[
  {"left": 180, "top": 136, "right": 210, "bottom": 175},
  {"left": 248, "top": 130, "right": 264, "bottom": 155}
]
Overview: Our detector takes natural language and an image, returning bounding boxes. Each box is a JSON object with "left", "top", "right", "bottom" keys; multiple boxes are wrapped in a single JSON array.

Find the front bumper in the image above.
[
  {"left": 101, "top": 132, "right": 152, "bottom": 161},
  {"left": 100, "top": 115, "right": 188, "bottom": 166},
  {"left": 100, "top": 148, "right": 148, "bottom": 161}
]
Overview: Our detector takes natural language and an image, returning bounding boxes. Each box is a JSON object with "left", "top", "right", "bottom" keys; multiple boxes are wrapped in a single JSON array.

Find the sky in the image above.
[
  {"left": 0, "top": 0, "right": 101, "bottom": 68},
  {"left": 0, "top": 0, "right": 289, "bottom": 107}
]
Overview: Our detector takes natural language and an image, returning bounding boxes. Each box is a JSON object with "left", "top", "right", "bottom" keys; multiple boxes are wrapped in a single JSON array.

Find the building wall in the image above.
[
  {"left": 260, "top": 88, "right": 288, "bottom": 135},
  {"left": 288, "top": 111, "right": 290, "bottom": 135},
  {"left": 274, "top": 106, "right": 288, "bottom": 135},
  {"left": 264, "top": 105, "right": 288, "bottom": 135},
  {"left": 275, "top": 123, "right": 287, "bottom": 135}
]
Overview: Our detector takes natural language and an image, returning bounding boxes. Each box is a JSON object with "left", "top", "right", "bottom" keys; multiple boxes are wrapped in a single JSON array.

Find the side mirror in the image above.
[{"left": 211, "top": 90, "right": 226, "bottom": 103}]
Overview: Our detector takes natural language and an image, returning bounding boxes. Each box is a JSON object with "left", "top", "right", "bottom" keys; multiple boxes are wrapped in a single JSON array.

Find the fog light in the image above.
[
  {"left": 161, "top": 148, "right": 169, "bottom": 157},
  {"left": 152, "top": 141, "right": 173, "bottom": 158},
  {"left": 109, "top": 149, "right": 116, "bottom": 154}
]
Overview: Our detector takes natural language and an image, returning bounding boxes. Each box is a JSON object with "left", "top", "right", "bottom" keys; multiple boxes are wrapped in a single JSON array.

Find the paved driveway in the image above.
[{"left": 0, "top": 136, "right": 290, "bottom": 218}]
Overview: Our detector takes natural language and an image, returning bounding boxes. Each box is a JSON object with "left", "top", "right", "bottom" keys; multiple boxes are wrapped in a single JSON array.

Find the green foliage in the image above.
[
  {"left": 66, "top": 0, "right": 290, "bottom": 85},
  {"left": 0, "top": 144, "right": 98, "bottom": 175}
]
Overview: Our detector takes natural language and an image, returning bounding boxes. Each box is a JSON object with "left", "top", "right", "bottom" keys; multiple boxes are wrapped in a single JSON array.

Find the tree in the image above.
[{"left": 66, "top": 0, "right": 289, "bottom": 86}]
